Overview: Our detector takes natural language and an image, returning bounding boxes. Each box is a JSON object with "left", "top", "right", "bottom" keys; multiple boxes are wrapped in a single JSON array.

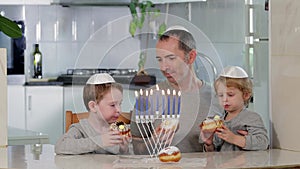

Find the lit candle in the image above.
[
  {"left": 178, "top": 91, "right": 181, "bottom": 116},
  {"left": 156, "top": 84, "right": 159, "bottom": 112},
  {"left": 135, "top": 90, "right": 139, "bottom": 116},
  {"left": 150, "top": 89, "right": 153, "bottom": 116},
  {"left": 167, "top": 89, "right": 170, "bottom": 115},
  {"left": 145, "top": 90, "right": 149, "bottom": 116},
  {"left": 139, "top": 89, "right": 143, "bottom": 118},
  {"left": 162, "top": 90, "right": 165, "bottom": 116},
  {"left": 172, "top": 90, "right": 176, "bottom": 115}
]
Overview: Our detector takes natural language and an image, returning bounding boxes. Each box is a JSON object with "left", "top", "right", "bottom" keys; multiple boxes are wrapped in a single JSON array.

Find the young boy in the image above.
[
  {"left": 55, "top": 73, "right": 132, "bottom": 155},
  {"left": 201, "top": 66, "right": 269, "bottom": 151}
]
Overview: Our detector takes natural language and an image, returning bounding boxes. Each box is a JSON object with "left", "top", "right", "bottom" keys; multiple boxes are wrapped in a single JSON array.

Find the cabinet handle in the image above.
[{"left": 28, "top": 95, "right": 32, "bottom": 111}]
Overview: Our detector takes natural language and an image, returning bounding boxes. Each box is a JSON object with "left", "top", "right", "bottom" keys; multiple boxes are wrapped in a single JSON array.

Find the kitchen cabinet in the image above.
[
  {"left": 8, "top": 85, "right": 25, "bottom": 129},
  {"left": 0, "top": 0, "right": 51, "bottom": 5},
  {"left": 25, "top": 86, "right": 63, "bottom": 144}
]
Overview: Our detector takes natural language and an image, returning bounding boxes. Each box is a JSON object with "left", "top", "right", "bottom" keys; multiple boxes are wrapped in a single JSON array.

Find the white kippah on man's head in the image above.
[
  {"left": 219, "top": 66, "right": 248, "bottom": 78},
  {"left": 164, "top": 25, "right": 190, "bottom": 33},
  {"left": 86, "top": 73, "right": 115, "bottom": 84}
]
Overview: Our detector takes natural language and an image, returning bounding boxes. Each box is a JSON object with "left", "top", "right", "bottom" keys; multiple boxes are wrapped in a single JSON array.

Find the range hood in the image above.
[{"left": 51, "top": 0, "right": 131, "bottom": 6}]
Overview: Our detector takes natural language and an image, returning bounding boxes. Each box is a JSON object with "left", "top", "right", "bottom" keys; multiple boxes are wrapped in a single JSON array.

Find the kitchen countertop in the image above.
[{"left": 2, "top": 144, "right": 300, "bottom": 169}]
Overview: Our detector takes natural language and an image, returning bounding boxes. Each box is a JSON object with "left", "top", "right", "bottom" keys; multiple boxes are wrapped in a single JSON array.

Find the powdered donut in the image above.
[{"left": 158, "top": 146, "right": 181, "bottom": 162}]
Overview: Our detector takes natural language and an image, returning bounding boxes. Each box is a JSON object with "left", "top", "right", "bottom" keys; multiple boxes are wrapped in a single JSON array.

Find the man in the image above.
[{"left": 130, "top": 26, "right": 221, "bottom": 154}]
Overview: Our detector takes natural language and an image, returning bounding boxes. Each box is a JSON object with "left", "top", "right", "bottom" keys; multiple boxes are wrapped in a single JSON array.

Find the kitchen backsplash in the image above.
[{"left": 0, "top": 0, "right": 252, "bottom": 79}]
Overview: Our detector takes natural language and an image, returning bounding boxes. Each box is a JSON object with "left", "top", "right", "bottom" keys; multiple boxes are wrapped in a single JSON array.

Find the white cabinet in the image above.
[
  {"left": 63, "top": 86, "right": 86, "bottom": 113},
  {"left": 0, "top": 0, "right": 51, "bottom": 5},
  {"left": 8, "top": 85, "right": 25, "bottom": 129},
  {"left": 25, "top": 86, "right": 63, "bottom": 144}
]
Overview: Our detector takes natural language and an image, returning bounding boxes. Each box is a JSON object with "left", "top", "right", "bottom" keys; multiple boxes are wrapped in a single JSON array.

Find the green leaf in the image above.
[
  {"left": 0, "top": 15, "right": 22, "bottom": 39},
  {"left": 129, "top": 2, "right": 137, "bottom": 16},
  {"left": 158, "top": 23, "right": 167, "bottom": 37},
  {"left": 129, "top": 20, "right": 137, "bottom": 37}
]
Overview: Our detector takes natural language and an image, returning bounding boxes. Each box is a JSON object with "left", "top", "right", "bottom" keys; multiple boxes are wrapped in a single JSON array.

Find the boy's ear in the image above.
[
  {"left": 243, "top": 92, "right": 251, "bottom": 101},
  {"left": 88, "top": 101, "right": 97, "bottom": 112}
]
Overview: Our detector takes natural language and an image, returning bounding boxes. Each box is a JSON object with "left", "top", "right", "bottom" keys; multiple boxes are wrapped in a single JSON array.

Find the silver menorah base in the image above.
[{"left": 135, "top": 112, "right": 180, "bottom": 158}]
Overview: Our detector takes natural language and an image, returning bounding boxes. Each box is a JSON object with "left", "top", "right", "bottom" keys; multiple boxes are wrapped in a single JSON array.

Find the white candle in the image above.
[{"left": 162, "top": 90, "right": 165, "bottom": 116}]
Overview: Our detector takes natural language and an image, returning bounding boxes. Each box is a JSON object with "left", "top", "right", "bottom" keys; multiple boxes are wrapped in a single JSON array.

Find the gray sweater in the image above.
[
  {"left": 55, "top": 119, "right": 132, "bottom": 155},
  {"left": 213, "top": 108, "right": 269, "bottom": 151}
]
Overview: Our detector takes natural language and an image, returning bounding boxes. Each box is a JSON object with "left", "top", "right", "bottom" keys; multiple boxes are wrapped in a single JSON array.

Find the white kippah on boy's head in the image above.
[
  {"left": 164, "top": 25, "right": 190, "bottom": 33},
  {"left": 86, "top": 73, "right": 115, "bottom": 84},
  {"left": 219, "top": 66, "right": 248, "bottom": 78}
]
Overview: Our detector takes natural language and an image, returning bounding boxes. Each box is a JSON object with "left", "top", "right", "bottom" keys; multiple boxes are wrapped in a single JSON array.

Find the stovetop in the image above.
[{"left": 57, "top": 68, "right": 141, "bottom": 85}]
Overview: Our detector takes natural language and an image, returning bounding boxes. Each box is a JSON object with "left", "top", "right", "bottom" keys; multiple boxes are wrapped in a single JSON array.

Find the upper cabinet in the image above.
[
  {"left": 0, "top": 0, "right": 51, "bottom": 5},
  {"left": 51, "top": 0, "right": 205, "bottom": 6}
]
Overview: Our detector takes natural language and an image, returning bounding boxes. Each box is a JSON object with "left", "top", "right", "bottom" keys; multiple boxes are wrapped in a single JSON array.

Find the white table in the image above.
[
  {"left": 2, "top": 144, "right": 300, "bottom": 169},
  {"left": 8, "top": 126, "right": 49, "bottom": 145}
]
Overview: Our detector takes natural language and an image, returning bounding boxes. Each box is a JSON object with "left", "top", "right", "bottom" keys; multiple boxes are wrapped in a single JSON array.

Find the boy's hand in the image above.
[
  {"left": 101, "top": 130, "right": 123, "bottom": 147},
  {"left": 200, "top": 129, "right": 214, "bottom": 146},
  {"left": 216, "top": 125, "right": 246, "bottom": 148}
]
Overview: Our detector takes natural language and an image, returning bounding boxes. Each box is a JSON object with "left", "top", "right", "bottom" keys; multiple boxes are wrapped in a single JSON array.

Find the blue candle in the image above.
[
  {"left": 162, "top": 90, "right": 165, "bottom": 115},
  {"left": 178, "top": 91, "right": 181, "bottom": 115},
  {"left": 172, "top": 90, "right": 176, "bottom": 115},
  {"left": 156, "top": 85, "right": 159, "bottom": 112},
  {"left": 139, "top": 89, "right": 143, "bottom": 116},
  {"left": 135, "top": 91, "right": 139, "bottom": 116},
  {"left": 145, "top": 90, "right": 149, "bottom": 115},
  {"left": 167, "top": 89, "right": 170, "bottom": 115},
  {"left": 150, "top": 89, "right": 153, "bottom": 115}
]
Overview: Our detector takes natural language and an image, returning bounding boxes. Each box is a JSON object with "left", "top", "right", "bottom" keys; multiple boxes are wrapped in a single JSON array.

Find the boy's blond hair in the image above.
[
  {"left": 214, "top": 76, "right": 253, "bottom": 106},
  {"left": 83, "top": 83, "right": 123, "bottom": 111}
]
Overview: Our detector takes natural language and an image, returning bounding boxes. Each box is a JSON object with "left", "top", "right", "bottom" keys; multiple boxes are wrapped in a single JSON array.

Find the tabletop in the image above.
[
  {"left": 2, "top": 144, "right": 300, "bottom": 169},
  {"left": 8, "top": 126, "right": 49, "bottom": 146}
]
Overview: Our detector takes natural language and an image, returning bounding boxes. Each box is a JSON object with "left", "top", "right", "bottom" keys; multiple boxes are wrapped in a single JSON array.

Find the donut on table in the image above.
[{"left": 158, "top": 146, "right": 181, "bottom": 162}]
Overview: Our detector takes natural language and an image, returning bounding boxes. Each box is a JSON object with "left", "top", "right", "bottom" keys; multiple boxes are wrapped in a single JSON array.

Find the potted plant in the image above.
[{"left": 128, "top": 0, "right": 166, "bottom": 85}]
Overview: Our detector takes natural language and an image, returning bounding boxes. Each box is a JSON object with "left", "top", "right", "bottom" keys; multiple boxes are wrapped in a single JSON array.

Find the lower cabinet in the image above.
[
  {"left": 25, "top": 86, "right": 63, "bottom": 144},
  {"left": 8, "top": 85, "right": 26, "bottom": 129}
]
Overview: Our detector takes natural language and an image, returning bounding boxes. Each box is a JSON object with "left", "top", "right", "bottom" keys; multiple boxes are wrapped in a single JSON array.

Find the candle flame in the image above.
[
  {"left": 162, "top": 90, "right": 165, "bottom": 95},
  {"left": 167, "top": 89, "right": 170, "bottom": 95},
  {"left": 135, "top": 90, "right": 139, "bottom": 97},
  {"left": 156, "top": 84, "right": 159, "bottom": 91},
  {"left": 139, "top": 89, "right": 143, "bottom": 95},
  {"left": 146, "top": 90, "right": 149, "bottom": 96},
  {"left": 150, "top": 89, "right": 153, "bottom": 95},
  {"left": 178, "top": 91, "right": 181, "bottom": 96},
  {"left": 173, "top": 89, "right": 176, "bottom": 95}
]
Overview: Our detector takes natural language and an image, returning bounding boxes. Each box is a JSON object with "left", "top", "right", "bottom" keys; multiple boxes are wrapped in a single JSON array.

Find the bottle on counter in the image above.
[{"left": 32, "top": 44, "right": 42, "bottom": 79}]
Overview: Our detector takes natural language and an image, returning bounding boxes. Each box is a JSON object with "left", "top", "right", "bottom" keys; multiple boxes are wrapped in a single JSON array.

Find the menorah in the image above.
[{"left": 134, "top": 85, "right": 181, "bottom": 157}]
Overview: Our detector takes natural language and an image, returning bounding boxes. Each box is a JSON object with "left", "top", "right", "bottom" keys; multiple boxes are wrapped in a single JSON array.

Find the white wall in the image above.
[
  {"left": 0, "top": 49, "right": 8, "bottom": 169},
  {"left": 270, "top": 0, "right": 300, "bottom": 151}
]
